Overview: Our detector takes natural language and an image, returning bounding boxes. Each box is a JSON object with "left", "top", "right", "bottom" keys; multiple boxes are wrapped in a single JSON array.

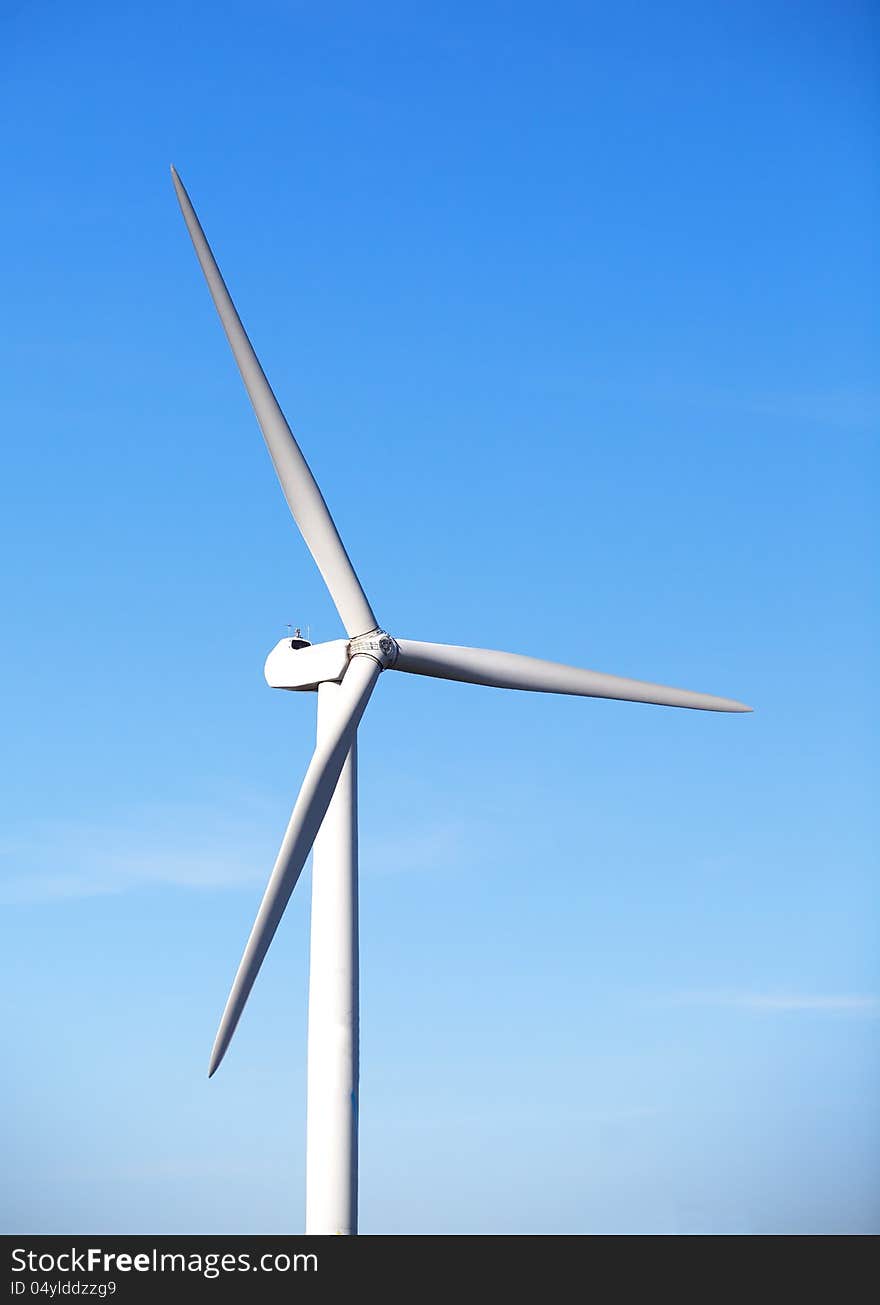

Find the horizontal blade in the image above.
[
  {"left": 171, "top": 166, "right": 377, "bottom": 639},
  {"left": 393, "top": 639, "right": 751, "bottom": 712},
  {"left": 208, "top": 654, "right": 381, "bottom": 1076}
]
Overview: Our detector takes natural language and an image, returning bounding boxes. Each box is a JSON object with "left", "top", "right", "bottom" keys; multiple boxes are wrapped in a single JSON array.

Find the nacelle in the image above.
[{"left": 264, "top": 638, "right": 350, "bottom": 691}]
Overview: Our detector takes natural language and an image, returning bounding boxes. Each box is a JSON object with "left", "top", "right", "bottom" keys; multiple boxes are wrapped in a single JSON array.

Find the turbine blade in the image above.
[
  {"left": 170, "top": 166, "right": 377, "bottom": 639},
  {"left": 393, "top": 639, "right": 751, "bottom": 713},
  {"left": 208, "top": 654, "right": 381, "bottom": 1076}
]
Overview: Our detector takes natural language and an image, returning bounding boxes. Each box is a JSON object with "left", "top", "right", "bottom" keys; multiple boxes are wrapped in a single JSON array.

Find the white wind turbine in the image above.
[{"left": 171, "top": 166, "right": 751, "bottom": 1236}]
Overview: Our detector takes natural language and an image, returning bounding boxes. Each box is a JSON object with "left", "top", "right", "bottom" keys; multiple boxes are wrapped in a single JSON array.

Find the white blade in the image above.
[
  {"left": 208, "top": 654, "right": 381, "bottom": 1076},
  {"left": 393, "top": 639, "right": 751, "bottom": 712},
  {"left": 171, "top": 166, "right": 377, "bottom": 639}
]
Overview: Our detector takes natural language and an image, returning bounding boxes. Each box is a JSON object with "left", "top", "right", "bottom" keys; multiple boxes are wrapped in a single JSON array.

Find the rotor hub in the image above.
[{"left": 348, "top": 630, "right": 399, "bottom": 669}]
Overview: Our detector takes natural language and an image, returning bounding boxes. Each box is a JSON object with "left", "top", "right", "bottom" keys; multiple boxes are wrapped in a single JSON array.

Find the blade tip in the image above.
[{"left": 208, "top": 1039, "right": 225, "bottom": 1078}]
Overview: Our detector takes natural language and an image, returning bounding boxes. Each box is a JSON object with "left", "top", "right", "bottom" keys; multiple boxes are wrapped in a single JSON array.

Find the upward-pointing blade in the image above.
[
  {"left": 208, "top": 654, "right": 381, "bottom": 1077},
  {"left": 170, "top": 166, "right": 377, "bottom": 640},
  {"left": 393, "top": 639, "right": 752, "bottom": 712}
]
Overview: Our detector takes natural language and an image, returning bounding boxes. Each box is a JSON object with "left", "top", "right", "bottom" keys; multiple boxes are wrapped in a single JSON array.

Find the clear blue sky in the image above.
[{"left": 1, "top": 1, "right": 876, "bottom": 1234}]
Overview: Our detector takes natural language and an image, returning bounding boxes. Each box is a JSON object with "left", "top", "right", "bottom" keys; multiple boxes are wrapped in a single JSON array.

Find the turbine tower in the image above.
[{"left": 171, "top": 166, "right": 751, "bottom": 1235}]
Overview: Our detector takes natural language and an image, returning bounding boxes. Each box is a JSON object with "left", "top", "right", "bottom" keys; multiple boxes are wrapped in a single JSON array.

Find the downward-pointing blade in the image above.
[
  {"left": 208, "top": 655, "right": 381, "bottom": 1077},
  {"left": 170, "top": 166, "right": 377, "bottom": 640},
  {"left": 393, "top": 639, "right": 751, "bottom": 712}
]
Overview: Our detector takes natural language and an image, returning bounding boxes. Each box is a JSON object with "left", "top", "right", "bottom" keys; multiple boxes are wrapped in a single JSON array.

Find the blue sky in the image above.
[{"left": 1, "top": 1, "right": 877, "bottom": 1234}]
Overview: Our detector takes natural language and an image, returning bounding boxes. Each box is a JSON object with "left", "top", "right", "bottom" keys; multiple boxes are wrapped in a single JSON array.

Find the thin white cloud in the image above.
[
  {"left": 360, "top": 824, "right": 471, "bottom": 877},
  {"left": 638, "top": 379, "right": 880, "bottom": 431},
  {"left": 0, "top": 805, "right": 471, "bottom": 903},
  {"left": 0, "top": 803, "right": 278, "bottom": 903},
  {"left": 658, "top": 990, "right": 879, "bottom": 1014}
]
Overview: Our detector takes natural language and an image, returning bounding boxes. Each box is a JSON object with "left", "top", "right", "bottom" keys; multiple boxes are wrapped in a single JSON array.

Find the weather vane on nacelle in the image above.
[{"left": 285, "top": 624, "right": 311, "bottom": 650}]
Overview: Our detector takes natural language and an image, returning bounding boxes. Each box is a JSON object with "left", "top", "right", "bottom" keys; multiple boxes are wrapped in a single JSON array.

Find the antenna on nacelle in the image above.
[{"left": 286, "top": 623, "right": 311, "bottom": 650}]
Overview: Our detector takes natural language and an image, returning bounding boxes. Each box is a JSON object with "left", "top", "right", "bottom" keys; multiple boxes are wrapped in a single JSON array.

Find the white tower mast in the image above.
[{"left": 306, "top": 680, "right": 359, "bottom": 1235}]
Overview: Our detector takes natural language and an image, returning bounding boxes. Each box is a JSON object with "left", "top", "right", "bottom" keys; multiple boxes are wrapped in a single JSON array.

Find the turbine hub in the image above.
[{"left": 348, "top": 630, "right": 399, "bottom": 669}]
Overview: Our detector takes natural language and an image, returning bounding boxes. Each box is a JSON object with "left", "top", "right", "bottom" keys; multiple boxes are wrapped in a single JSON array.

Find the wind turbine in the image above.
[{"left": 171, "top": 166, "right": 751, "bottom": 1236}]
